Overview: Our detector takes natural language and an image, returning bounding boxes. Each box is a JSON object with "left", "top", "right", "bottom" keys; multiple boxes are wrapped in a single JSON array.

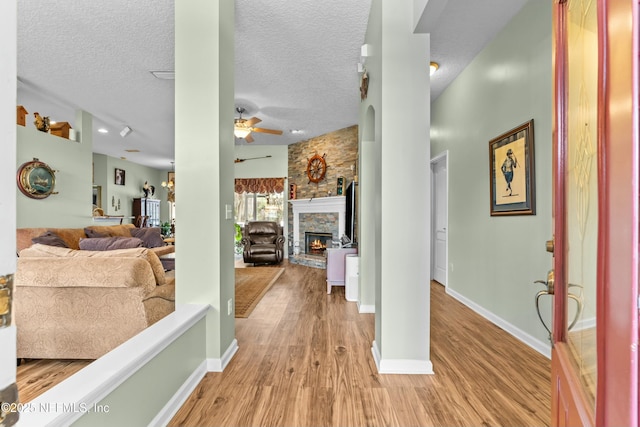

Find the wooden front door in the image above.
[{"left": 551, "top": 0, "right": 639, "bottom": 426}]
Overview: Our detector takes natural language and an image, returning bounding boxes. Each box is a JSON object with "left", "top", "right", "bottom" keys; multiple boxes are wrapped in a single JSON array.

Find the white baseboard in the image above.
[
  {"left": 148, "top": 360, "right": 207, "bottom": 427},
  {"left": 573, "top": 316, "right": 596, "bottom": 332},
  {"left": 446, "top": 288, "right": 551, "bottom": 359},
  {"left": 371, "top": 340, "right": 381, "bottom": 368},
  {"left": 371, "top": 340, "right": 434, "bottom": 375},
  {"left": 207, "top": 338, "right": 239, "bottom": 372},
  {"left": 150, "top": 339, "right": 241, "bottom": 425},
  {"left": 358, "top": 303, "right": 375, "bottom": 313}
]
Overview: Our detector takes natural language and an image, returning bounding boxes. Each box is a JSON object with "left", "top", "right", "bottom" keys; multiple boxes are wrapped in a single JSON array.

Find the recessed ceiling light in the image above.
[
  {"left": 125, "top": 149, "right": 140, "bottom": 153},
  {"left": 98, "top": 128, "right": 108, "bottom": 134},
  {"left": 430, "top": 62, "right": 439, "bottom": 76},
  {"left": 150, "top": 71, "right": 175, "bottom": 80},
  {"left": 290, "top": 129, "right": 304, "bottom": 134}
]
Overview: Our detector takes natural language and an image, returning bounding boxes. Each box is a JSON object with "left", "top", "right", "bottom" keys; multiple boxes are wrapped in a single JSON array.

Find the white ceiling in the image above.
[{"left": 17, "top": 0, "right": 529, "bottom": 169}]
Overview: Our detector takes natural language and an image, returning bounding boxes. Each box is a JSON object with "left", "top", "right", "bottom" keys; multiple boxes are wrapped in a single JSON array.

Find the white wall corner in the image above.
[
  {"left": 371, "top": 340, "right": 382, "bottom": 371},
  {"left": 371, "top": 340, "right": 433, "bottom": 375},
  {"left": 414, "top": 0, "right": 449, "bottom": 33},
  {"left": 207, "top": 338, "right": 239, "bottom": 372},
  {"left": 358, "top": 303, "right": 375, "bottom": 314}
]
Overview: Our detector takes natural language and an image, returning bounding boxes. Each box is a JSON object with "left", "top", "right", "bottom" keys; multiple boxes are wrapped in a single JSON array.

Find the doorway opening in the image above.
[{"left": 430, "top": 151, "right": 448, "bottom": 287}]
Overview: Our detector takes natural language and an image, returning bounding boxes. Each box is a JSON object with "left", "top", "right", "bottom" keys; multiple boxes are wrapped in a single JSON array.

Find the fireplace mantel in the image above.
[{"left": 289, "top": 196, "right": 345, "bottom": 249}]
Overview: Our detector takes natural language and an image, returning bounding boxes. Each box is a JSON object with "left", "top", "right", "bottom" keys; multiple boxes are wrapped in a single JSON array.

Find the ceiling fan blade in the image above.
[
  {"left": 245, "top": 133, "right": 254, "bottom": 143},
  {"left": 245, "top": 117, "right": 262, "bottom": 127},
  {"left": 234, "top": 155, "right": 272, "bottom": 163},
  {"left": 250, "top": 127, "right": 283, "bottom": 135}
]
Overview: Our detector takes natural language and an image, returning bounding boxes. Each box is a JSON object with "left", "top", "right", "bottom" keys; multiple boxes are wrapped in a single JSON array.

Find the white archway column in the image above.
[
  {"left": 175, "top": 0, "right": 237, "bottom": 369},
  {"left": 360, "top": 0, "right": 432, "bottom": 374}
]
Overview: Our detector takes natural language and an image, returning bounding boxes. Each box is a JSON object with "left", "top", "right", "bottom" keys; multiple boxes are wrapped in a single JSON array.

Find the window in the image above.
[{"left": 234, "top": 191, "right": 284, "bottom": 226}]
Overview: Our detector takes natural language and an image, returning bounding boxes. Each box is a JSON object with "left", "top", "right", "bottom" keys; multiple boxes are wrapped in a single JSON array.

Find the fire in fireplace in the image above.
[{"left": 305, "top": 232, "right": 333, "bottom": 256}]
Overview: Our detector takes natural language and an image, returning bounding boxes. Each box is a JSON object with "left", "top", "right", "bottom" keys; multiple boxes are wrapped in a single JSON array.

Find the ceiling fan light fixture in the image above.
[
  {"left": 430, "top": 61, "right": 439, "bottom": 76},
  {"left": 234, "top": 127, "right": 251, "bottom": 138}
]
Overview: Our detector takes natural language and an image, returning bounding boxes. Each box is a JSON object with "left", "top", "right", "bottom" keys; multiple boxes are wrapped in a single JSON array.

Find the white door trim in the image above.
[
  {"left": 430, "top": 151, "right": 448, "bottom": 286},
  {"left": 0, "top": 0, "right": 17, "bottom": 400}
]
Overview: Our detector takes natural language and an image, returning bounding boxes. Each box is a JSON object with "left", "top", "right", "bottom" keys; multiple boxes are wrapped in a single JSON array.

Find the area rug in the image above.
[{"left": 235, "top": 267, "right": 284, "bottom": 318}]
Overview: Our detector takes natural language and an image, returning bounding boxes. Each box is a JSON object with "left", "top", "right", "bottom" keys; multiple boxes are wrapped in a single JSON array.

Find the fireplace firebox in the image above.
[{"left": 305, "top": 232, "right": 333, "bottom": 256}]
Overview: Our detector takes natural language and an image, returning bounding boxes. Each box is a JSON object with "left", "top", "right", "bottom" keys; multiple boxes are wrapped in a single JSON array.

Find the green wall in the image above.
[
  {"left": 430, "top": 0, "right": 553, "bottom": 347},
  {"left": 92, "top": 153, "right": 170, "bottom": 223},
  {"left": 72, "top": 318, "right": 206, "bottom": 427},
  {"left": 15, "top": 121, "right": 170, "bottom": 229},
  {"left": 16, "top": 125, "right": 93, "bottom": 228},
  {"left": 233, "top": 144, "right": 288, "bottom": 179}
]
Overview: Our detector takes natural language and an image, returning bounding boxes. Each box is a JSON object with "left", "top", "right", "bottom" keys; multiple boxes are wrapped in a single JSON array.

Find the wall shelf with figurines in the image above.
[{"left": 17, "top": 105, "right": 77, "bottom": 141}]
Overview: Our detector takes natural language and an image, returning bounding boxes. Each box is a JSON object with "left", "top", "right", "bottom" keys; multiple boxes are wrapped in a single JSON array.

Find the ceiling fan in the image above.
[
  {"left": 234, "top": 155, "right": 272, "bottom": 163},
  {"left": 234, "top": 107, "right": 283, "bottom": 143}
]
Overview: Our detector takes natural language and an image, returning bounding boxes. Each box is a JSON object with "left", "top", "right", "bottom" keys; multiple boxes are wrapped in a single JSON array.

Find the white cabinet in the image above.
[
  {"left": 345, "top": 254, "right": 359, "bottom": 301},
  {"left": 326, "top": 247, "right": 357, "bottom": 294}
]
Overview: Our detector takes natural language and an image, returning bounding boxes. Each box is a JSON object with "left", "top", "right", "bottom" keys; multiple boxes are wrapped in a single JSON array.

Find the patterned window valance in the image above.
[{"left": 234, "top": 178, "right": 285, "bottom": 194}]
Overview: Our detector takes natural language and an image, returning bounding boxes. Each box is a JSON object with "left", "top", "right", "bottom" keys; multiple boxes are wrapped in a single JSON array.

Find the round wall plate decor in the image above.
[{"left": 17, "top": 159, "right": 57, "bottom": 199}]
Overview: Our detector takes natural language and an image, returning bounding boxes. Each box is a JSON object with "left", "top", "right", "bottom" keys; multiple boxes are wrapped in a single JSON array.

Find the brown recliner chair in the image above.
[{"left": 241, "top": 221, "right": 285, "bottom": 264}]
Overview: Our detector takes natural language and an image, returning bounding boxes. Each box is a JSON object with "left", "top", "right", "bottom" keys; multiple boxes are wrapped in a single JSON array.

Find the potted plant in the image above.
[
  {"left": 234, "top": 223, "right": 243, "bottom": 254},
  {"left": 161, "top": 221, "right": 172, "bottom": 237}
]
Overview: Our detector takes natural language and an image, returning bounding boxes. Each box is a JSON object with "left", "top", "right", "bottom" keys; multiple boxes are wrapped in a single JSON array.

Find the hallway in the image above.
[{"left": 170, "top": 263, "right": 550, "bottom": 426}]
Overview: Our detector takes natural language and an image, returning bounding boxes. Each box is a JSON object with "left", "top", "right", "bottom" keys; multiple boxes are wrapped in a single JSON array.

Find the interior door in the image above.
[
  {"left": 550, "top": 0, "right": 639, "bottom": 426},
  {"left": 431, "top": 153, "right": 447, "bottom": 285}
]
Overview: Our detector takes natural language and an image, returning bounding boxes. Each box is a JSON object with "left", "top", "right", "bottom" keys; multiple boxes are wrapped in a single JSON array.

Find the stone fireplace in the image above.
[{"left": 289, "top": 196, "right": 345, "bottom": 268}]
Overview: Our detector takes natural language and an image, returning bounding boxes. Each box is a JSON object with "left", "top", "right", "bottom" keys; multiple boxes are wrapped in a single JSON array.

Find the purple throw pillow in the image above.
[
  {"left": 129, "top": 227, "right": 165, "bottom": 248},
  {"left": 79, "top": 236, "right": 144, "bottom": 251},
  {"left": 32, "top": 231, "right": 69, "bottom": 248}
]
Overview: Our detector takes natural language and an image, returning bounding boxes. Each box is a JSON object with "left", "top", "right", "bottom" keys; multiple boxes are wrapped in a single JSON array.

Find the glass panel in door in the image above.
[{"left": 565, "top": 0, "right": 598, "bottom": 407}]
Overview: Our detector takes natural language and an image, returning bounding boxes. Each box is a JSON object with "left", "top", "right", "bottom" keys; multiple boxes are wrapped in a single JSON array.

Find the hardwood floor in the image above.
[
  {"left": 16, "top": 359, "right": 92, "bottom": 402},
  {"left": 16, "top": 261, "right": 551, "bottom": 426},
  {"left": 170, "top": 263, "right": 551, "bottom": 427}
]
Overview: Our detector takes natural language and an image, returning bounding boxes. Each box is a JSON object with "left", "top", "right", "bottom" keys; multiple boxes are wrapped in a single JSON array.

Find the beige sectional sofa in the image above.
[
  {"left": 15, "top": 224, "right": 176, "bottom": 359},
  {"left": 16, "top": 224, "right": 175, "bottom": 257}
]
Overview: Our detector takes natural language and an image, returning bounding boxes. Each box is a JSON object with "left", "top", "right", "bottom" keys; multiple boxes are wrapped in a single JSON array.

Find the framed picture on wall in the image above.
[
  {"left": 114, "top": 168, "right": 126, "bottom": 186},
  {"left": 489, "top": 119, "right": 535, "bottom": 216}
]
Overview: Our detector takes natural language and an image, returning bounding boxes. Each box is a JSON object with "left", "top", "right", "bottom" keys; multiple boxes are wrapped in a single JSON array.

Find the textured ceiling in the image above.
[
  {"left": 234, "top": 0, "right": 371, "bottom": 149},
  {"left": 422, "top": 0, "right": 529, "bottom": 102},
  {"left": 17, "top": 0, "right": 528, "bottom": 169}
]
